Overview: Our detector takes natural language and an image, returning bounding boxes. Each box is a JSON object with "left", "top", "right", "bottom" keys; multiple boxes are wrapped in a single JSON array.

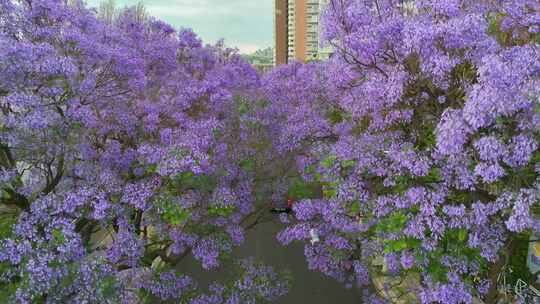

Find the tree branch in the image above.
[{"left": 42, "top": 153, "right": 65, "bottom": 195}]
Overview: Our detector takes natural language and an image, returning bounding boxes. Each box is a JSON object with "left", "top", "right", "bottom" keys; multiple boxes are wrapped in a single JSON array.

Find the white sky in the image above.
[{"left": 85, "top": 0, "right": 274, "bottom": 54}]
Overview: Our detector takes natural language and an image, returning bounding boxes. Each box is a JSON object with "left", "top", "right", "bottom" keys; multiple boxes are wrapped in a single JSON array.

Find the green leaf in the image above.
[
  {"left": 457, "top": 229, "right": 467, "bottom": 242},
  {"left": 0, "top": 279, "right": 18, "bottom": 301},
  {"left": 239, "top": 158, "right": 256, "bottom": 172},
  {"left": 0, "top": 215, "right": 16, "bottom": 239},
  {"left": 305, "top": 164, "right": 317, "bottom": 174},
  {"left": 212, "top": 128, "right": 223, "bottom": 139},
  {"left": 237, "top": 102, "right": 250, "bottom": 115},
  {"left": 383, "top": 238, "right": 420, "bottom": 254},
  {"left": 417, "top": 168, "right": 441, "bottom": 184},
  {"left": 172, "top": 171, "right": 216, "bottom": 194},
  {"left": 376, "top": 212, "right": 408, "bottom": 233},
  {"left": 533, "top": 33, "right": 540, "bottom": 44},
  {"left": 164, "top": 208, "right": 190, "bottom": 226},
  {"left": 52, "top": 229, "right": 66, "bottom": 244},
  {"left": 323, "top": 188, "right": 337, "bottom": 199},
  {"left": 156, "top": 197, "right": 191, "bottom": 226},
  {"left": 351, "top": 116, "right": 371, "bottom": 135},
  {"left": 100, "top": 275, "right": 118, "bottom": 298},
  {"left": 427, "top": 259, "right": 448, "bottom": 283},
  {"left": 384, "top": 239, "right": 408, "bottom": 253},
  {"left": 287, "top": 179, "right": 322, "bottom": 200},
  {"left": 327, "top": 108, "right": 345, "bottom": 125},
  {"left": 146, "top": 164, "right": 158, "bottom": 174},
  {"left": 322, "top": 155, "right": 338, "bottom": 169},
  {"left": 341, "top": 160, "right": 356, "bottom": 170},
  {"left": 348, "top": 201, "right": 361, "bottom": 215},
  {"left": 208, "top": 205, "right": 236, "bottom": 217}
]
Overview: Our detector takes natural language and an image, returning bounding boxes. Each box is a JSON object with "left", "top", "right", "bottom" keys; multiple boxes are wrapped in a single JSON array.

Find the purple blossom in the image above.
[
  {"left": 436, "top": 109, "right": 472, "bottom": 155},
  {"left": 473, "top": 136, "right": 506, "bottom": 162},
  {"left": 400, "top": 251, "right": 415, "bottom": 270},
  {"left": 503, "top": 135, "right": 538, "bottom": 167},
  {"left": 473, "top": 162, "right": 506, "bottom": 183}
]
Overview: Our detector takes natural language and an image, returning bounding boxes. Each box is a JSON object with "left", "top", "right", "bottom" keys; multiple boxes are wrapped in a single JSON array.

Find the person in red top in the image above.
[{"left": 287, "top": 198, "right": 294, "bottom": 209}]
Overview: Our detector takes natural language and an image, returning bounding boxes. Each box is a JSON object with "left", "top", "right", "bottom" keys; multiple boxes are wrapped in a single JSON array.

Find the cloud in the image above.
[
  {"left": 233, "top": 43, "right": 261, "bottom": 54},
  {"left": 146, "top": 1, "right": 240, "bottom": 18},
  {"left": 85, "top": 0, "right": 273, "bottom": 53}
]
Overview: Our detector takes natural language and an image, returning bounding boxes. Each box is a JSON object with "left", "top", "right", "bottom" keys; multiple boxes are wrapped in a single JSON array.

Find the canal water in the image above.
[{"left": 177, "top": 217, "right": 362, "bottom": 303}]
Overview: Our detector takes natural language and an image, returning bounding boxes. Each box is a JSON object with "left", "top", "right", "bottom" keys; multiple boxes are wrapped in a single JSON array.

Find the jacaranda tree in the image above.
[
  {"left": 1, "top": 0, "right": 539, "bottom": 303},
  {"left": 271, "top": 0, "right": 540, "bottom": 303},
  {"left": 0, "top": 1, "right": 289, "bottom": 303}
]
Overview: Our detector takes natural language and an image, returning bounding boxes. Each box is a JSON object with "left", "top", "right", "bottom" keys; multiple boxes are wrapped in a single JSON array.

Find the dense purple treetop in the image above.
[
  {"left": 0, "top": 0, "right": 539, "bottom": 303},
  {"left": 0, "top": 0, "right": 287, "bottom": 302},
  {"left": 269, "top": 0, "right": 540, "bottom": 303}
]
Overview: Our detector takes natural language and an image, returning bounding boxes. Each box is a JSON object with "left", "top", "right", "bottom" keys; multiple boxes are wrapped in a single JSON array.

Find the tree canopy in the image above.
[{"left": 1, "top": 0, "right": 539, "bottom": 303}]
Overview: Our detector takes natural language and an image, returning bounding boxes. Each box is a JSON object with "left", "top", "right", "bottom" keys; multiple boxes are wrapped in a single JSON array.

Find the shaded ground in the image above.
[{"left": 177, "top": 217, "right": 361, "bottom": 303}]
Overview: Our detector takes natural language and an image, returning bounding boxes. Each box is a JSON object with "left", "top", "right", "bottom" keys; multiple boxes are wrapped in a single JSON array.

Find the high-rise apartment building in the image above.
[
  {"left": 273, "top": 0, "right": 330, "bottom": 65},
  {"left": 274, "top": 0, "right": 289, "bottom": 65}
]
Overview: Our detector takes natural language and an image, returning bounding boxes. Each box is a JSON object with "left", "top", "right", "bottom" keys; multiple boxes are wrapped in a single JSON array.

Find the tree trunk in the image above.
[{"left": 485, "top": 237, "right": 517, "bottom": 303}]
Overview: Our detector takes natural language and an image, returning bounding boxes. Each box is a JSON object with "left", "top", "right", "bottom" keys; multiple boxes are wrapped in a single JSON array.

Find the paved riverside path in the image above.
[{"left": 176, "top": 218, "right": 362, "bottom": 304}]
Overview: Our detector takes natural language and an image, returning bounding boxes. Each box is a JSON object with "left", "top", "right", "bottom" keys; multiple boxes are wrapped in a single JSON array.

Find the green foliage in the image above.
[
  {"left": 304, "top": 164, "right": 323, "bottom": 182},
  {"left": 171, "top": 171, "right": 216, "bottom": 195},
  {"left": 391, "top": 168, "right": 441, "bottom": 195},
  {"left": 441, "top": 228, "right": 470, "bottom": 253},
  {"left": 236, "top": 98, "right": 252, "bottom": 116},
  {"left": 185, "top": 225, "right": 214, "bottom": 239},
  {"left": 506, "top": 234, "right": 535, "bottom": 286},
  {"left": 351, "top": 116, "right": 372, "bottom": 135},
  {"left": 146, "top": 164, "right": 158, "bottom": 174},
  {"left": 287, "top": 178, "right": 322, "bottom": 200},
  {"left": 321, "top": 180, "right": 338, "bottom": 199},
  {"left": 447, "top": 189, "right": 472, "bottom": 205},
  {"left": 59, "top": 265, "right": 78, "bottom": 289},
  {"left": 327, "top": 108, "right": 349, "bottom": 125},
  {"left": 341, "top": 159, "right": 356, "bottom": 170},
  {"left": 305, "top": 164, "right": 317, "bottom": 175},
  {"left": 51, "top": 229, "right": 66, "bottom": 244},
  {"left": 208, "top": 204, "right": 236, "bottom": 217},
  {"left": 212, "top": 128, "right": 223, "bottom": 139},
  {"left": 99, "top": 275, "right": 119, "bottom": 298},
  {"left": 323, "top": 187, "right": 337, "bottom": 199},
  {"left": 0, "top": 214, "right": 16, "bottom": 239},
  {"left": 414, "top": 123, "right": 436, "bottom": 151},
  {"left": 0, "top": 269, "right": 18, "bottom": 303},
  {"left": 426, "top": 254, "right": 449, "bottom": 283},
  {"left": 321, "top": 155, "right": 338, "bottom": 169},
  {"left": 329, "top": 247, "right": 349, "bottom": 261},
  {"left": 404, "top": 53, "right": 421, "bottom": 74},
  {"left": 348, "top": 201, "right": 361, "bottom": 216},
  {"left": 156, "top": 196, "right": 191, "bottom": 226},
  {"left": 376, "top": 212, "right": 409, "bottom": 234},
  {"left": 383, "top": 238, "right": 421, "bottom": 254},
  {"left": 457, "top": 229, "right": 467, "bottom": 242},
  {"left": 451, "top": 62, "right": 478, "bottom": 86},
  {"left": 239, "top": 157, "right": 256, "bottom": 172}
]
